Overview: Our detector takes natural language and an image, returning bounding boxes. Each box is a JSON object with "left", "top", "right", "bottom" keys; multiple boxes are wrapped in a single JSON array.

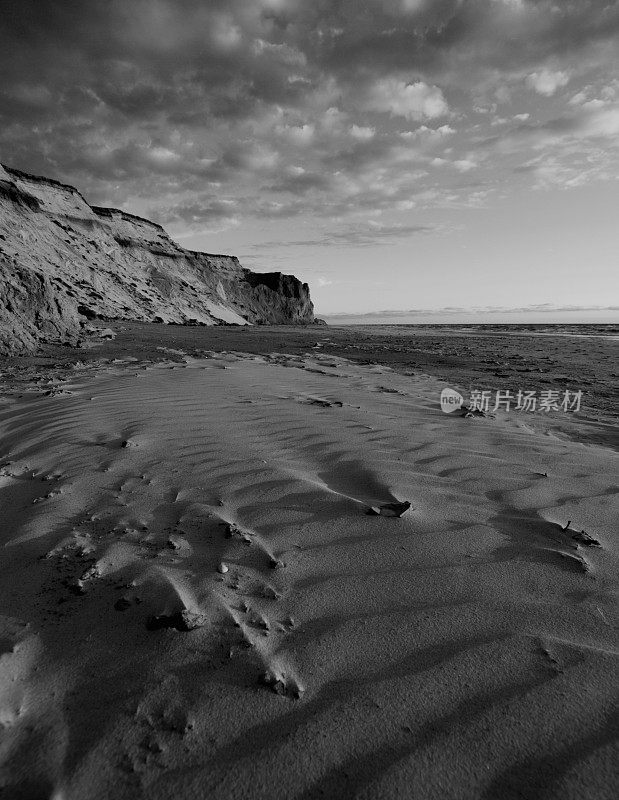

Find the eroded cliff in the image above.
[{"left": 0, "top": 164, "right": 316, "bottom": 354}]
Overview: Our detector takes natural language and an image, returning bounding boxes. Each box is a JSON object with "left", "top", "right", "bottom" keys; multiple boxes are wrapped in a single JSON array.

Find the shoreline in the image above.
[{"left": 2, "top": 321, "right": 617, "bottom": 451}]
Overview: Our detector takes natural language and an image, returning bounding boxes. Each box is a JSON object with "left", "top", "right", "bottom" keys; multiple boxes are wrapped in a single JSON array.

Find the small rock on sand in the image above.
[
  {"left": 147, "top": 609, "right": 208, "bottom": 632},
  {"left": 260, "top": 671, "right": 304, "bottom": 699},
  {"left": 366, "top": 501, "right": 411, "bottom": 518}
]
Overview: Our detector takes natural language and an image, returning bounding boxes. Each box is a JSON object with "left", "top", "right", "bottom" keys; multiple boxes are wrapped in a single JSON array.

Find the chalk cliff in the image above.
[{"left": 0, "top": 164, "right": 316, "bottom": 354}]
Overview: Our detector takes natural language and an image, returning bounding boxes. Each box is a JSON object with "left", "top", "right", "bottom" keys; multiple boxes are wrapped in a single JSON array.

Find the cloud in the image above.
[
  {"left": 526, "top": 69, "right": 570, "bottom": 97},
  {"left": 152, "top": 196, "right": 241, "bottom": 233},
  {"left": 454, "top": 159, "right": 477, "bottom": 172},
  {"left": 581, "top": 107, "right": 619, "bottom": 137},
  {"left": 0, "top": 0, "right": 617, "bottom": 236},
  {"left": 350, "top": 125, "right": 376, "bottom": 140},
  {"left": 401, "top": 124, "right": 455, "bottom": 139},
  {"left": 364, "top": 79, "right": 449, "bottom": 120},
  {"left": 251, "top": 221, "right": 436, "bottom": 249}
]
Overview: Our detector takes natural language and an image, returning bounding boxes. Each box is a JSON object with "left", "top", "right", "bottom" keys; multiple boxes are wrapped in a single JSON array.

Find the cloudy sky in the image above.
[{"left": 2, "top": 0, "right": 618, "bottom": 320}]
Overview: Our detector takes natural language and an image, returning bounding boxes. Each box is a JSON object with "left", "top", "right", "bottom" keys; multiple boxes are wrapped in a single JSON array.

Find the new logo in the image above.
[{"left": 440, "top": 387, "right": 464, "bottom": 414}]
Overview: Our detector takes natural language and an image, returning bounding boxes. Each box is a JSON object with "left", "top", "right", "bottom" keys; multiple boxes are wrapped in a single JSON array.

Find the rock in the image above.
[
  {"left": 366, "top": 501, "right": 412, "bottom": 518},
  {"left": 218, "top": 562, "right": 229, "bottom": 574},
  {"left": 146, "top": 609, "right": 208, "bottom": 631},
  {"left": 0, "top": 162, "right": 318, "bottom": 355},
  {"left": 260, "top": 670, "right": 304, "bottom": 699}
]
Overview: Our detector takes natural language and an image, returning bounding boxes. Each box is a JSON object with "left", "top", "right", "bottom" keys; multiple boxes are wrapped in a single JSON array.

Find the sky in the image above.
[{"left": 1, "top": 0, "right": 618, "bottom": 322}]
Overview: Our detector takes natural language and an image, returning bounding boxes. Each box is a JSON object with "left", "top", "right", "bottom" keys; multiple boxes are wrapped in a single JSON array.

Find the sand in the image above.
[{"left": 0, "top": 342, "right": 617, "bottom": 799}]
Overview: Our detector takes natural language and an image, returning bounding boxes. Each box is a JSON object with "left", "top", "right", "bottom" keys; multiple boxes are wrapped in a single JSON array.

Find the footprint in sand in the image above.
[
  {"left": 214, "top": 545, "right": 301, "bottom": 698},
  {"left": 221, "top": 521, "right": 282, "bottom": 569}
]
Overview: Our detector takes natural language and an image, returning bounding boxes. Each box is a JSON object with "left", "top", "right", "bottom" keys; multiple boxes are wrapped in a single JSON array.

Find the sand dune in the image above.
[{"left": 0, "top": 351, "right": 617, "bottom": 799}]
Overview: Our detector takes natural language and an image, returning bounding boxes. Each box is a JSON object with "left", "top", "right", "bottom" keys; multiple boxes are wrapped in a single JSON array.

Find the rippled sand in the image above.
[{"left": 0, "top": 348, "right": 617, "bottom": 799}]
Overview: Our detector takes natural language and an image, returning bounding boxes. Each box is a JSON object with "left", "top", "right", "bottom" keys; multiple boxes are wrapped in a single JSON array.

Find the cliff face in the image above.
[{"left": 0, "top": 164, "right": 316, "bottom": 354}]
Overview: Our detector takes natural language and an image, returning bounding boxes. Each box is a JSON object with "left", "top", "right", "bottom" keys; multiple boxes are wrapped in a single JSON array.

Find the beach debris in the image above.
[
  {"left": 596, "top": 607, "right": 610, "bottom": 626},
  {"left": 562, "top": 520, "right": 571, "bottom": 531},
  {"left": 572, "top": 530, "right": 601, "bottom": 547},
  {"left": 308, "top": 398, "right": 343, "bottom": 408},
  {"left": 147, "top": 609, "right": 208, "bottom": 632},
  {"left": 366, "top": 501, "right": 411, "bottom": 518},
  {"left": 539, "top": 644, "right": 563, "bottom": 674},
  {"left": 462, "top": 407, "right": 487, "bottom": 418}
]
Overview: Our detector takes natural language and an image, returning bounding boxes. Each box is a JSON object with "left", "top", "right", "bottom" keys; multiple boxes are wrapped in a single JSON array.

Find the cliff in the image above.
[{"left": 0, "top": 164, "right": 316, "bottom": 355}]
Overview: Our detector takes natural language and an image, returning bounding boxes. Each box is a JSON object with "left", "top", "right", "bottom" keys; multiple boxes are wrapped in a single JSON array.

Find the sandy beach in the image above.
[{"left": 0, "top": 330, "right": 617, "bottom": 799}]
